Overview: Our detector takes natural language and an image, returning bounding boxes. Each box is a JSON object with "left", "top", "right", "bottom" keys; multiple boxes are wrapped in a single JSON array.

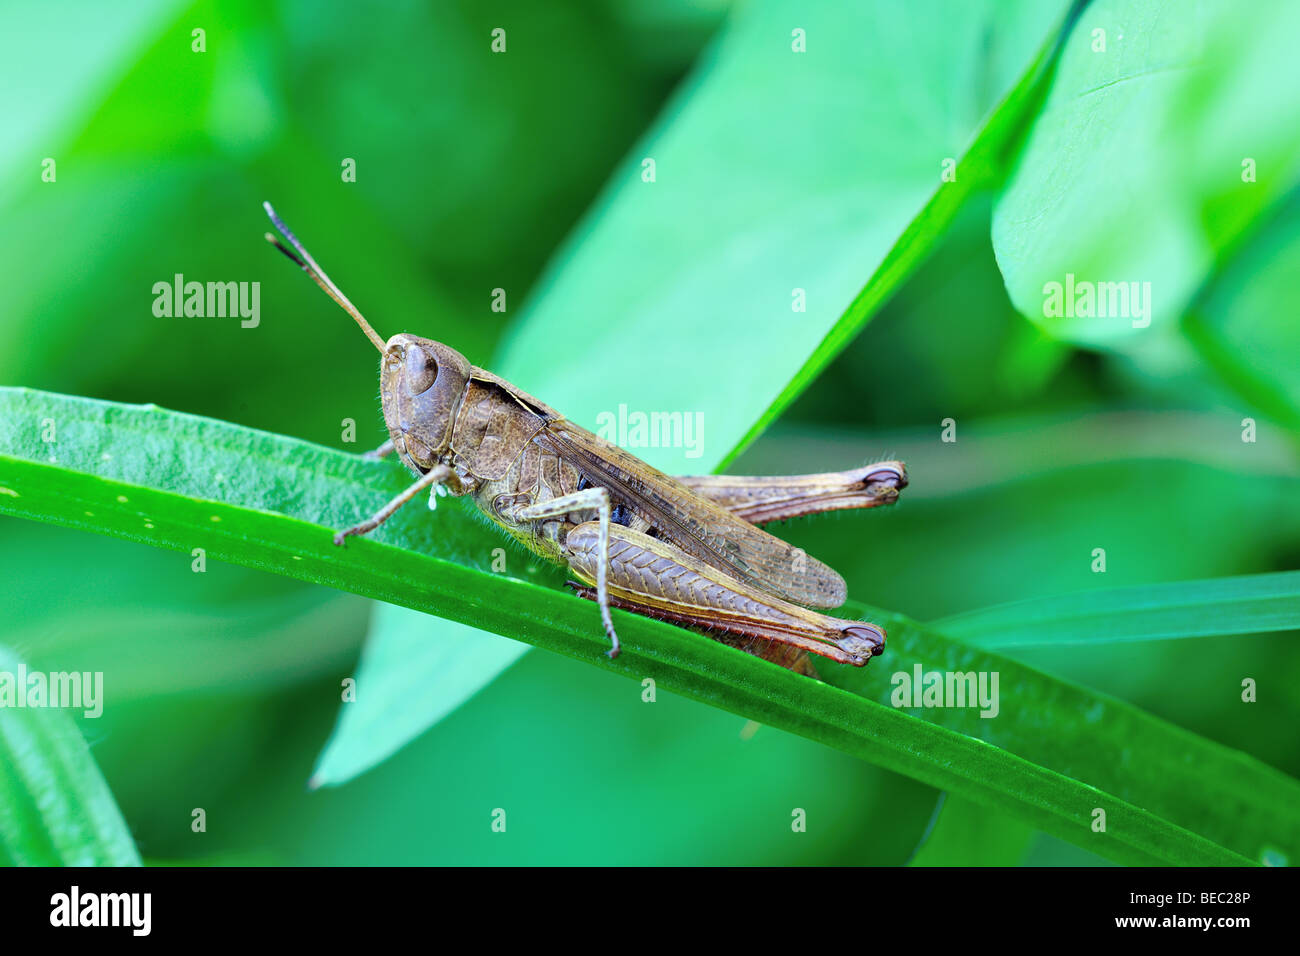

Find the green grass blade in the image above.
[
  {"left": 827, "top": 606, "right": 1295, "bottom": 866},
  {"left": 934, "top": 572, "right": 1300, "bottom": 648},
  {"left": 3, "top": 387, "right": 1297, "bottom": 866},
  {"left": 0, "top": 644, "right": 141, "bottom": 866}
]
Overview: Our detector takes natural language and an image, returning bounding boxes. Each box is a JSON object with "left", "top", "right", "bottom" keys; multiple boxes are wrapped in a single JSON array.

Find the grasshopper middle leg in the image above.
[
  {"left": 364, "top": 438, "right": 397, "bottom": 460},
  {"left": 515, "top": 486, "right": 621, "bottom": 658}
]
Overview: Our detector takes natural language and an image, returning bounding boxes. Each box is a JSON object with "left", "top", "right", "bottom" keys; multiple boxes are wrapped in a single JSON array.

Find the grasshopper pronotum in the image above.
[{"left": 263, "top": 203, "right": 906, "bottom": 675}]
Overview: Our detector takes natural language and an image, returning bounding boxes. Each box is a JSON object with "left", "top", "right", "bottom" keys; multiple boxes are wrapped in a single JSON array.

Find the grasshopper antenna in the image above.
[{"left": 262, "top": 201, "right": 387, "bottom": 353}]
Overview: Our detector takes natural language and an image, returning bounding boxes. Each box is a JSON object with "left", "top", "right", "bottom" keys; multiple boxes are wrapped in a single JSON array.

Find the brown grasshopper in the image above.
[{"left": 263, "top": 203, "right": 906, "bottom": 675}]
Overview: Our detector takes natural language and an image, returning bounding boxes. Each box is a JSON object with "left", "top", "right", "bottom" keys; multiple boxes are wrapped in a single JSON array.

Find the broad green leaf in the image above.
[
  {"left": 776, "top": 191, "right": 1073, "bottom": 432},
  {"left": 497, "top": 0, "right": 1073, "bottom": 473},
  {"left": 4, "top": 388, "right": 1298, "bottom": 866},
  {"left": 934, "top": 571, "right": 1300, "bottom": 648},
  {"left": 992, "top": 0, "right": 1300, "bottom": 347},
  {"left": 310, "top": 603, "right": 528, "bottom": 788},
  {"left": 0, "top": 644, "right": 141, "bottom": 866}
]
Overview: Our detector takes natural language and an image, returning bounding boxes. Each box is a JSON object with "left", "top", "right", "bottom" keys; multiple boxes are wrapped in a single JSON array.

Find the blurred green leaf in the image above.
[
  {"left": 276, "top": 0, "right": 684, "bottom": 315},
  {"left": 721, "top": 7, "right": 1076, "bottom": 467},
  {"left": 777, "top": 191, "right": 1073, "bottom": 433},
  {"left": 0, "top": 644, "right": 140, "bottom": 866},
  {"left": 1183, "top": 188, "right": 1300, "bottom": 431},
  {"left": 908, "top": 794, "right": 1035, "bottom": 866},
  {"left": 310, "top": 604, "right": 528, "bottom": 787},
  {"left": 0, "top": 0, "right": 688, "bottom": 447},
  {"left": 0, "top": 0, "right": 183, "bottom": 194},
  {"left": 993, "top": 0, "right": 1300, "bottom": 347},
  {"left": 737, "top": 414, "right": 1300, "bottom": 632},
  {"left": 934, "top": 570, "right": 1300, "bottom": 648},
  {"left": 296, "top": 643, "right": 938, "bottom": 865},
  {"left": 5, "top": 388, "right": 1298, "bottom": 865},
  {"left": 2, "top": 517, "right": 365, "bottom": 701},
  {"left": 498, "top": 0, "right": 1073, "bottom": 473},
  {"left": 22, "top": 590, "right": 365, "bottom": 701}
]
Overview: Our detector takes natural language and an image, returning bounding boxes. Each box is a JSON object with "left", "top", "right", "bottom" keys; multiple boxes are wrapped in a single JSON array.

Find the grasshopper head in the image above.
[{"left": 380, "top": 334, "right": 471, "bottom": 472}]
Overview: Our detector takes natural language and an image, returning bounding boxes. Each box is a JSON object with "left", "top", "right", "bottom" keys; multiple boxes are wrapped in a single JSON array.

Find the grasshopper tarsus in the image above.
[
  {"left": 602, "top": 619, "right": 621, "bottom": 658},
  {"left": 600, "top": 614, "right": 620, "bottom": 658},
  {"left": 839, "top": 623, "right": 887, "bottom": 662}
]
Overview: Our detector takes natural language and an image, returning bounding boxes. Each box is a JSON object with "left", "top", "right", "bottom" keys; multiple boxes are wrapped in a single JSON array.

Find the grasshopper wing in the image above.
[{"left": 540, "top": 419, "right": 848, "bottom": 610}]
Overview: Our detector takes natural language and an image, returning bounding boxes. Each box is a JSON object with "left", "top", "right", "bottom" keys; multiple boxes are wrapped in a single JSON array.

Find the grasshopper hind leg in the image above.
[
  {"left": 563, "top": 523, "right": 885, "bottom": 671},
  {"left": 672, "top": 462, "right": 907, "bottom": 525},
  {"left": 566, "top": 579, "right": 821, "bottom": 676}
]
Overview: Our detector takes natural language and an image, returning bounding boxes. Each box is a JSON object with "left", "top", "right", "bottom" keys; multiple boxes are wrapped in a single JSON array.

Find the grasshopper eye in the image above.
[{"left": 404, "top": 345, "right": 438, "bottom": 394}]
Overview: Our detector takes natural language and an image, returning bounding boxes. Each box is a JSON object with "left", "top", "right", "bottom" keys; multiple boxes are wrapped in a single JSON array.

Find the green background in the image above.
[{"left": 2, "top": 0, "right": 1298, "bottom": 865}]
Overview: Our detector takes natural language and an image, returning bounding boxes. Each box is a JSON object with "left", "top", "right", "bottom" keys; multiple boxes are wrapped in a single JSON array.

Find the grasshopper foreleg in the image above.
[
  {"left": 516, "top": 487, "right": 620, "bottom": 658},
  {"left": 334, "top": 464, "right": 452, "bottom": 546},
  {"left": 364, "top": 439, "right": 397, "bottom": 460}
]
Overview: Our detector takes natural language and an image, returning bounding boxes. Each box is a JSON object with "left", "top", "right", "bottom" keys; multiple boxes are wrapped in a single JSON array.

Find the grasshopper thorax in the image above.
[{"left": 380, "top": 333, "right": 472, "bottom": 473}]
